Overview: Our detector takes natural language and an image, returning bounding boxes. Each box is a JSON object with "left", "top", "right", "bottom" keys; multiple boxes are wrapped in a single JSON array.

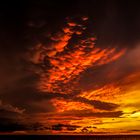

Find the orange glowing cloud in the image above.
[
  {"left": 27, "top": 16, "right": 126, "bottom": 94},
  {"left": 79, "top": 84, "right": 121, "bottom": 103},
  {"left": 50, "top": 98, "right": 97, "bottom": 113}
]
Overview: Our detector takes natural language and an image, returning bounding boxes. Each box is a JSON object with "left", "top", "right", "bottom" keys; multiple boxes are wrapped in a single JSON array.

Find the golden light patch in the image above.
[
  {"left": 79, "top": 84, "right": 121, "bottom": 102},
  {"left": 50, "top": 98, "right": 95, "bottom": 112}
]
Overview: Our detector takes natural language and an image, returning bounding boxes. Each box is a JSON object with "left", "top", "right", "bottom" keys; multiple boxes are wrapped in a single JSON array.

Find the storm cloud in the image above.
[{"left": 0, "top": 0, "right": 140, "bottom": 134}]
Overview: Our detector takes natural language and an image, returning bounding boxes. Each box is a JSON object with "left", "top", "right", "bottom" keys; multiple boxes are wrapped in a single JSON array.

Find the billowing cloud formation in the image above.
[
  {"left": 21, "top": 16, "right": 128, "bottom": 134},
  {"left": 1, "top": 0, "right": 140, "bottom": 134},
  {"left": 27, "top": 16, "right": 125, "bottom": 94}
]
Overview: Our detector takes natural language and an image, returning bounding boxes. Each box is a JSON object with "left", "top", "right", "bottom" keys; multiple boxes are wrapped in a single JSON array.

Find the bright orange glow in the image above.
[
  {"left": 25, "top": 16, "right": 140, "bottom": 135},
  {"left": 79, "top": 84, "right": 121, "bottom": 102},
  {"left": 51, "top": 98, "right": 95, "bottom": 112},
  {"left": 27, "top": 17, "right": 126, "bottom": 94},
  {"left": 38, "top": 47, "right": 125, "bottom": 94}
]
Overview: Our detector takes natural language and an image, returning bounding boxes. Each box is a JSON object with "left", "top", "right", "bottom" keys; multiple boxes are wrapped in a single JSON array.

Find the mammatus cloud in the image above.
[
  {"left": 1, "top": 0, "right": 140, "bottom": 134},
  {"left": 27, "top": 16, "right": 126, "bottom": 94},
  {"left": 20, "top": 16, "right": 127, "bottom": 134}
]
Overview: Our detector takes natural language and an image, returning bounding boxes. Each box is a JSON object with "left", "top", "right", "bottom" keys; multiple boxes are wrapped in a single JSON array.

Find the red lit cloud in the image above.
[
  {"left": 1, "top": 1, "right": 140, "bottom": 134},
  {"left": 27, "top": 17, "right": 126, "bottom": 94}
]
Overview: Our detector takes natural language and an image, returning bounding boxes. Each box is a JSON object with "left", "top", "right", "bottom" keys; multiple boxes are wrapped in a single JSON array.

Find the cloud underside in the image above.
[
  {"left": 27, "top": 16, "right": 125, "bottom": 94},
  {"left": 0, "top": 3, "right": 140, "bottom": 134}
]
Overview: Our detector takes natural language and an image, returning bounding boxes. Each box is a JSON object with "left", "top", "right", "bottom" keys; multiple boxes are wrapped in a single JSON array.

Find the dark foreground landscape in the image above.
[{"left": 0, "top": 135, "right": 140, "bottom": 140}]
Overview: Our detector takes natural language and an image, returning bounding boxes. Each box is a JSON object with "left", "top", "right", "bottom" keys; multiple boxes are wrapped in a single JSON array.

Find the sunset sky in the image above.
[{"left": 0, "top": 0, "right": 140, "bottom": 135}]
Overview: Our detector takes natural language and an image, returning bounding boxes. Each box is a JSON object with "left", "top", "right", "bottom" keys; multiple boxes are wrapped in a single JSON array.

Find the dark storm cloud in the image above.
[
  {"left": 0, "top": 118, "right": 27, "bottom": 132},
  {"left": 0, "top": 101, "right": 27, "bottom": 132},
  {"left": 23, "top": 0, "right": 140, "bottom": 56},
  {"left": 79, "top": 45, "right": 140, "bottom": 92},
  {"left": 0, "top": 100, "right": 26, "bottom": 133},
  {"left": 0, "top": 87, "right": 57, "bottom": 114},
  {"left": 0, "top": 101, "right": 46, "bottom": 132},
  {"left": 25, "top": 0, "right": 139, "bottom": 49},
  {"left": 48, "top": 93, "right": 119, "bottom": 111},
  {"left": 0, "top": 0, "right": 139, "bottom": 91},
  {"left": 1, "top": 85, "right": 118, "bottom": 114},
  {"left": 26, "top": 123, "right": 81, "bottom": 131},
  {"left": 51, "top": 124, "right": 80, "bottom": 131},
  {"left": 22, "top": 0, "right": 140, "bottom": 97},
  {"left": 0, "top": 117, "right": 45, "bottom": 132},
  {"left": 47, "top": 117, "right": 80, "bottom": 121},
  {"left": 0, "top": 100, "right": 24, "bottom": 114},
  {"left": 73, "top": 97, "right": 119, "bottom": 111},
  {"left": 0, "top": 108, "right": 22, "bottom": 121},
  {"left": 1, "top": 0, "right": 140, "bottom": 52},
  {"left": 62, "top": 110, "right": 123, "bottom": 118},
  {"left": 0, "top": 0, "right": 140, "bottom": 133}
]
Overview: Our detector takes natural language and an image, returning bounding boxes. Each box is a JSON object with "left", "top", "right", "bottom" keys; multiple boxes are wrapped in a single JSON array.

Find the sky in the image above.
[{"left": 0, "top": 0, "right": 140, "bottom": 135}]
